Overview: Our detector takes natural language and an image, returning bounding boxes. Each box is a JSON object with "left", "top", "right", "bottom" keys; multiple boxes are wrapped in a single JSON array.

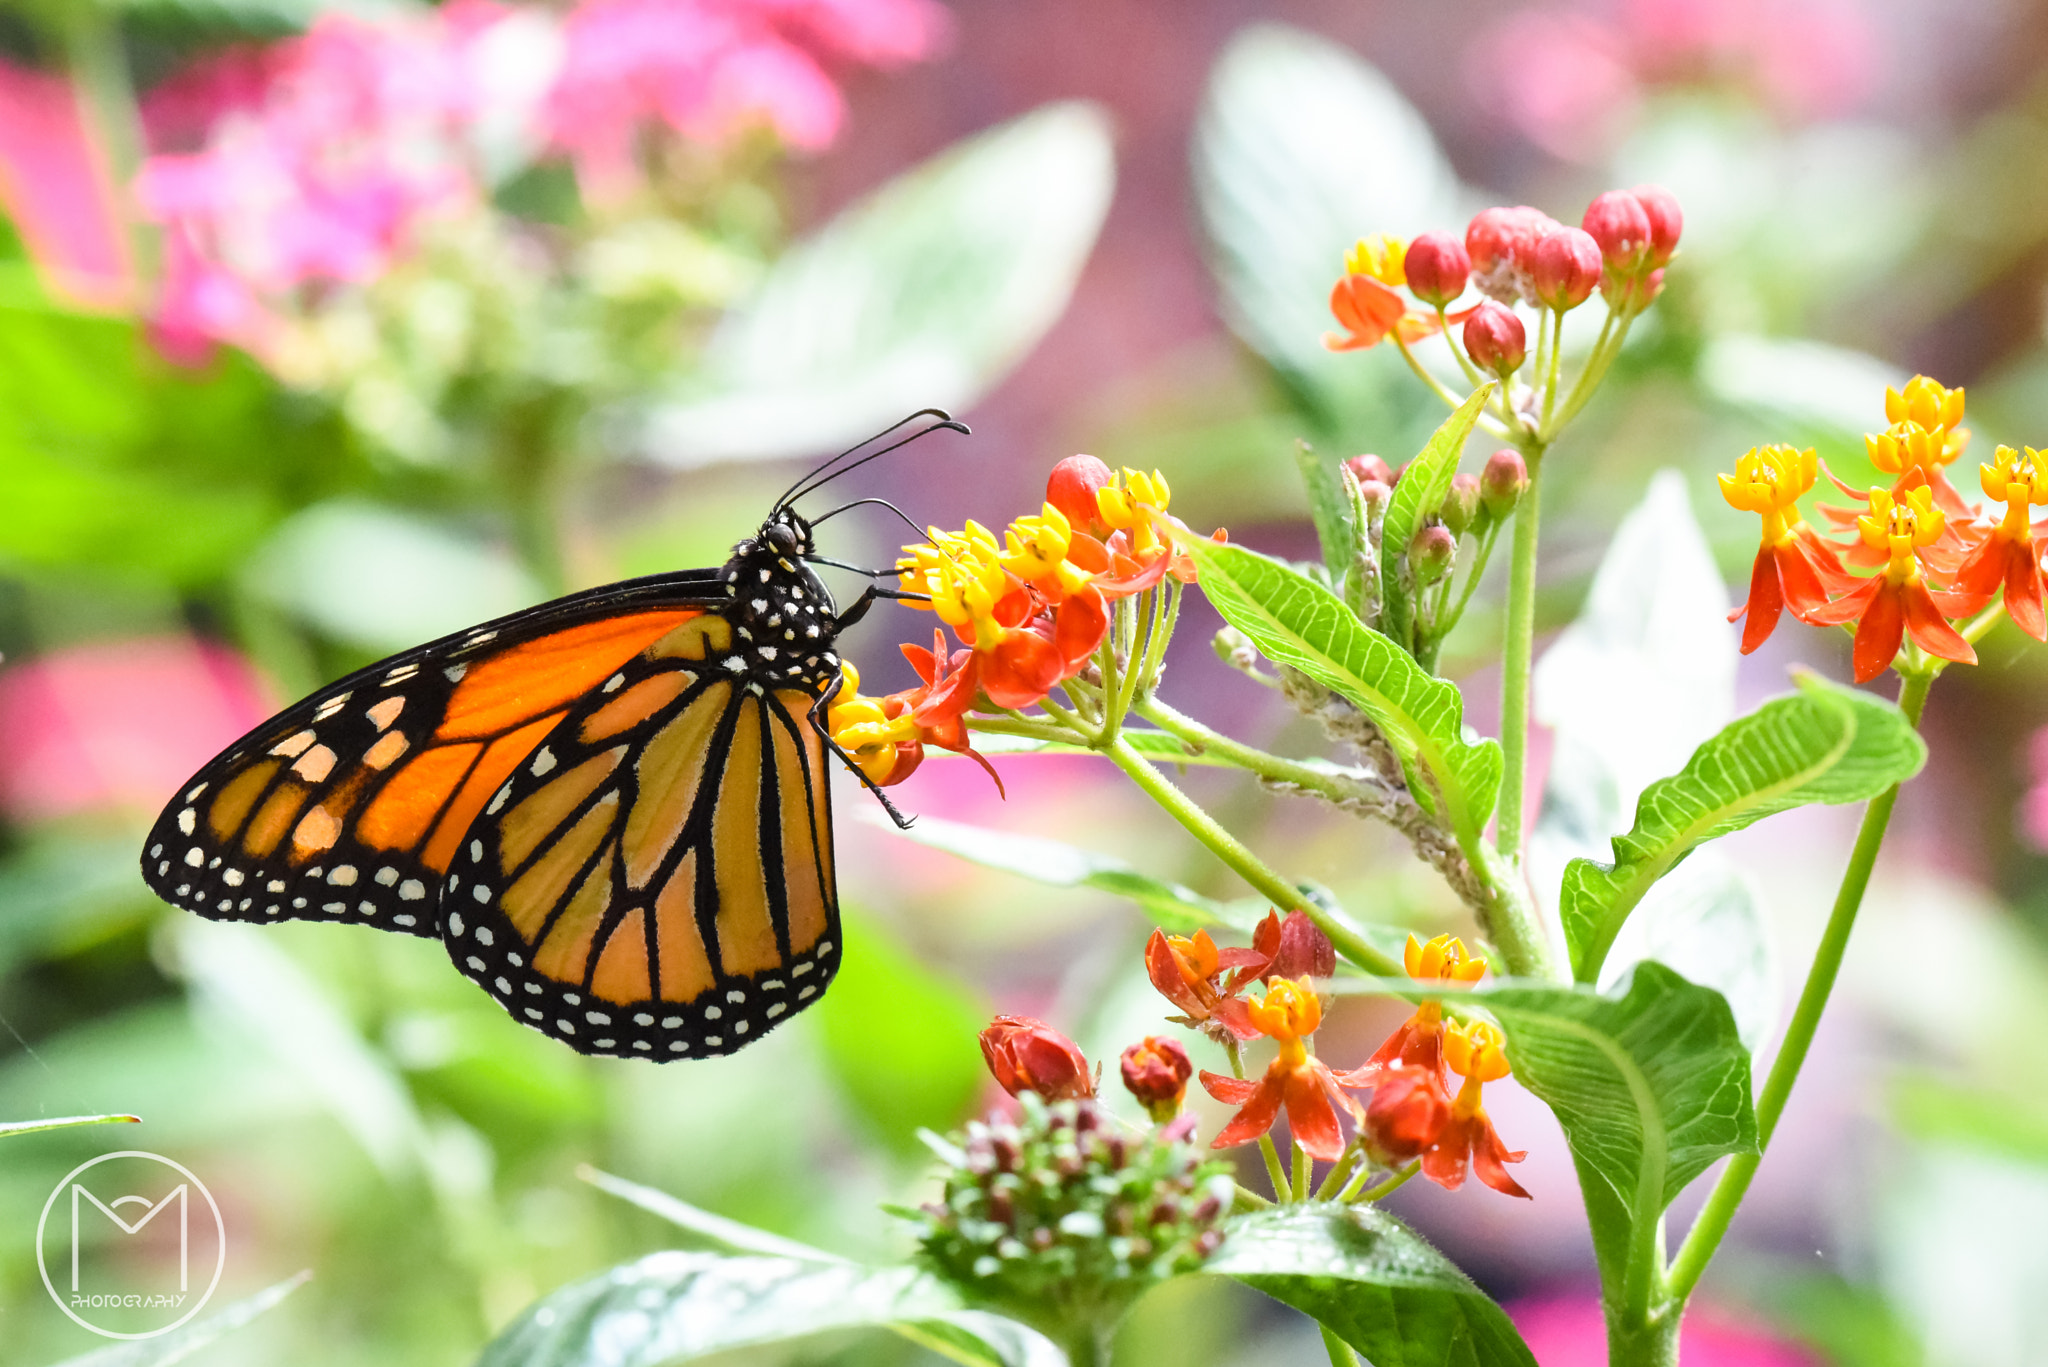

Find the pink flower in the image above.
[
  {"left": 549, "top": 0, "right": 946, "bottom": 198},
  {"left": 0, "top": 638, "right": 272, "bottom": 823},
  {"left": 0, "top": 60, "right": 134, "bottom": 309},
  {"left": 1507, "top": 1296, "right": 1818, "bottom": 1367},
  {"left": 134, "top": 5, "right": 526, "bottom": 359}
]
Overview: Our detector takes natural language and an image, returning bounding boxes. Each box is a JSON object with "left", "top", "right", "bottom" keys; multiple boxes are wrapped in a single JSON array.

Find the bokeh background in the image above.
[{"left": 2, "top": 0, "right": 2046, "bottom": 1363}]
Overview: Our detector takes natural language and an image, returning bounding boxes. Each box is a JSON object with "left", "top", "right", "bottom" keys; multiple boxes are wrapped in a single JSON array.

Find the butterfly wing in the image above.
[
  {"left": 441, "top": 625, "right": 839, "bottom": 1060},
  {"left": 140, "top": 573, "right": 728, "bottom": 938}
]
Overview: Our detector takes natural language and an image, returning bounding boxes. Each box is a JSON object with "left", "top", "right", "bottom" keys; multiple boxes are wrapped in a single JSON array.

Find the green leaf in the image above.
[
  {"left": 1380, "top": 383, "right": 1495, "bottom": 594},
  {"left": 1206, "top": 1204, "right": 1536, "bottom": 1365},
  {"left": 0, "top": 306, "right": 354, "bottom": 587},
  {"left": 648, "top": 102, "right": 1113, "bottom": 463},
  {"left": 578, "top": 1167, "right": 848, "bottom": 1264},
  {"left": 52, "top": 1270, "right": 310, "bottom": 1367},
  {"left": 473, "top": 1252, "right": 1063, "bottom": 1367},
  {"left": 810, "top": 910, "right": 986, "bottom": 1156},
  {"left": 865, "top": 810, "right": 1241, "bottom": 934},
  {"left": 1483, "top": 963, "right": 1759, "bottom": 1292},
  {"left": 1562, "top": 672, "right": 1925, "bottom": 981},
  {"left": 1170, "top": 534, "right": 1501, "bottom": 842},
  {"left": 0, "top": 1112, "right": 139, "bottom": 1139}
]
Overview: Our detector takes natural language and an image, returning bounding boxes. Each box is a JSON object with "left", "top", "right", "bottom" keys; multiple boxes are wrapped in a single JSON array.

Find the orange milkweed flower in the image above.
[
  {"left": 1144, "top": 927, "right": 1257, "bottom": 1040},
  {"left": 1198, "top": 978, "right": 1359, "bottom": 1162},
  {"left": 1805, "top": 486, "right": 1976, "bottom": 681},
  {"left": 1421, "top": 1021, "right": 1530, "bottom": 1199},
  {"left": 1340, "top": 933, "right": 1489, "bottom": 1090},
  {"left": 1949, "top": 445, "right": 2048, "bottom": 640},
  {"left": 1719, "top": 444, "right": 1852, "bottom": 654},
  {"left": 827, "top": 641, "right": 999, "bottom": 792}
]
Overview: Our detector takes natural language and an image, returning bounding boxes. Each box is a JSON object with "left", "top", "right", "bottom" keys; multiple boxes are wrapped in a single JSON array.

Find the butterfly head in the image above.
[{"left": 758, "top": 506, "right": 817, "bottom": 561}]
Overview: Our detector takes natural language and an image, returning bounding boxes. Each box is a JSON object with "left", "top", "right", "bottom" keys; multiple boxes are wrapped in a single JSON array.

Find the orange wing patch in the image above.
[{"left": 438, "top": 611, "right": 702, "bottom": 741}]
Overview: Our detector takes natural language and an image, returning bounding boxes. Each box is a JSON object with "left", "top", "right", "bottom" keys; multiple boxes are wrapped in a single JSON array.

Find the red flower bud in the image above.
[
  {"left": 1120, "top": 1035, "right": 1193, "bottom": 1122},
  {"left": 1440, "top": 472, "right": 1483, "bottom": 535},
  {"left": 1481, "top": 450, "right": 1529, "bottom": 517},
  {"left": 1465, "top": 206, "right": 1562, "bottom": 304},
  {"left": 1630, "top": 184, "right": 1683, "bottom": 267},
  {"left": 1409, "top": 523, "right": 1457, "bottom": 586},
  {"left": 1531, "top": 227, "right": 1602, "bottom": 311},
  {"left": 981, "top": 1015, "right": 1094, "bottom": 1101},
  {"left": 1343, "top": 453, "right": 1394, "bottom": 486},
  {"left": 1402, "top": 231, "right": 1470, "bottom": 308},
  {"left": 1463, "top": 301, "right": 1526, "bottom": 376},
  {"left": 1581, "top": 189, "right": 1653, "bottom": 271},
  {"left": 1363, "top": 1065, "right": 1451, "bottom": 1160},
  {"left": 1046, "top": 455, "right": 1113, "bottom": 535}
]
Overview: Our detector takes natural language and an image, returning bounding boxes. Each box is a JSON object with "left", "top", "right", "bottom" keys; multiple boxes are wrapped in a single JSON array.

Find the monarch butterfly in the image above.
[{"left": 140, "top": 414, "right": 965, "bottom": 1060}]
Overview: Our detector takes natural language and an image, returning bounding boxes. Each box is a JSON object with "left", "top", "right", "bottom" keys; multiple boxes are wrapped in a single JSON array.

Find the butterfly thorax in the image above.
[{"left": 717, "top": 518, "right": 841, "bottom": 692}]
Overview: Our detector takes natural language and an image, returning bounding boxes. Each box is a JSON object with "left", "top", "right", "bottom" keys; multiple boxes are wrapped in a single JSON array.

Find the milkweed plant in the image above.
[{"left": 472, "top": 186, "right": 2045, "bottom": 1367}]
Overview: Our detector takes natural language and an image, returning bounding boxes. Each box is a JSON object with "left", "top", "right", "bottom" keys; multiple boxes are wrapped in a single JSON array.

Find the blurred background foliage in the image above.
[{"left": 2, "top": 0, "right": 2048, "bottom": 1364}]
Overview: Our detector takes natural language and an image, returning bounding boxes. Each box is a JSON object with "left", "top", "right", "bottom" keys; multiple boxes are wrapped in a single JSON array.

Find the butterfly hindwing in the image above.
[
  {"left": 441, "top": 621, "right": 841, "bottom": 1060},
  {"left": 139, "top": 573, "right": 727, "bottom": 939}
]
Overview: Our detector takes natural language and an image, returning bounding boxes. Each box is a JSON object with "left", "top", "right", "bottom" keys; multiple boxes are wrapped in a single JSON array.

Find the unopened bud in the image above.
[
  {"left": 1531, "top": 227, "right": 1602, "bottom": 311},
  {"left": 1045, "top": 455, "right": 1113, "bottom": 535},
  {"left": 1465, "top": 205, "right": 1562, "bottom": 304},
  {"left": 1630, "top": 184, "right": 1682, "bottom": 266},
  {"left": 981, "top": 1016, "right": 1094, "bottom": 1101},
  {"left": 1463, "top": 301, "right": 1526, "bottom": 376},
  {"left": 1440, "top": 473, "right": 1482, "bottom": 535},
  {"left": 1343, "top": 453, "right": 1394, "bottom": 486},
  {"left": 1581, "top": 190, "right": 1653, "bottom": 272},
  {"left": 1481, "top": 450, "right": 1529, "bottom": 517},
  {"left": 1409, "top": 523, "right": 1456, "bottom": 587},
  {"left": 1402, "top": 231, "right": 1470, "bottom": 308},
  {"left": 1120, "top": 1036, "right": 1193, "bottom": 1123}
]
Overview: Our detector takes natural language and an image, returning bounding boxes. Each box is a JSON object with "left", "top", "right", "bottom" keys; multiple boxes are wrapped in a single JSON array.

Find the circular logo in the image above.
[{"left": 36, "top": 1151, "right": 226, "bottom": 1339}]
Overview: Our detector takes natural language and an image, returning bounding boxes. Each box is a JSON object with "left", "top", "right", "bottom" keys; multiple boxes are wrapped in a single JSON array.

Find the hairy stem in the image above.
[
  {"left": 1345, "top": 1159, "right": 1419, "bottom": 1204},
  {"left": 1665, "top": 668, "right": 1934, "bottom": 1303}
]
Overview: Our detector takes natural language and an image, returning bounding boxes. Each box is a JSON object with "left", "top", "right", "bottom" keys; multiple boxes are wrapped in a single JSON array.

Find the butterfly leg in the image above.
[
  {"left": 833, "top": 584, "right": 930, "bottom": 633},
  {"left": 807, "top": 680, "right": 916, "bottom": 830}
]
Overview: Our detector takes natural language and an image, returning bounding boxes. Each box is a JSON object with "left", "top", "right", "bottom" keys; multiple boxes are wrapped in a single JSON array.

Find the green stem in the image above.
[
  {"left": 1315, "top": 1144, "right": 1362, "bottom": 1201},
  {"left": 1549, "top": 302, "right": 1636, "bottom": 436},
  {"left": 1346, "top": 1159, "right": 1419, "bottom": 1203},
  {"left": 1231, "top": 1184, "right": 1274, "bottom": 1213},
  {"left": 1542, "top": 308, "right": 1565, "bottom": 429},
  {"left": 1494, "top": 446, "right": 1546, "bottom": 860},
  {"left": 1395, "top": 333, "right": 1515, "bottom": 443},
  {"left": 1227, "top": 1039, "right": 1291, "bottom": 1200},
  {"left": 1103, "top": 734, "right": 1403, "bottom": 977},
  {"left": 1322, "top": 1326, "right": 1361, "bottom": 1366},
  {"left": 1437, "top": 519, "right": 1504, "bottom": 640},
  {"left": 1292, "top": 1142, "right": 1311, "bottom": 1201},
  {"left": 1665, "top": 668, "right": 1934, "bottom": 1303},
  {"left": 1608, "top": 1308, "right": 1682, "bottom": 1367}
]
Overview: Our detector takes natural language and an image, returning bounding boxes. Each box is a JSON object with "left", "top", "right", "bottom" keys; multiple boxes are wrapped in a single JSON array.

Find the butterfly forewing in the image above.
[
  {"left": 139, "top": 574, "right": 727, "bottom": 939},
  {"left": 441, "top": 613, "right": 841, "bottom": 1060}
]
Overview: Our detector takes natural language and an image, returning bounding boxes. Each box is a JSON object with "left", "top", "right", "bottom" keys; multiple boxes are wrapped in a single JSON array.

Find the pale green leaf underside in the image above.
[
  {"left": 55, "top": 1271, "right": 311, "bottom": 1367},
  {"left": 1208, "top": 1204, "right": 1536, "bottom": 1366},
  {"left": 474, "top": 1252, "right": 1060, "bottom": 1367},
  {"left": 1484, "top": 963, "right": 1757, "bottom": 1288},
  {"left": 1173, "top": 536, "right": 1501, "bottom": 840},
  {"left": 1562, "top": 672, "right": 1925, "bottom": 982}
]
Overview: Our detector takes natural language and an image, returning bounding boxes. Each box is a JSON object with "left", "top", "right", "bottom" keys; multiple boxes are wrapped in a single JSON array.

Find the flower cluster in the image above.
[
  {"left": 1723, "top": 375, "right": 2048, "bottom": 681},
  {"left": 132, "top": 0, "right": 945, "bottom": 364},
  {"left": 828, "top": 457, "right": 1221, "bottom": 785},
  {"left": 913, "top": 1089, "right": 1232, "bottom": 1343},
  {"left": 1146, "top": 915, "right": 1529, "bottom": 1198},
  {"left": 1323, "top": 187, "right": 1681, "bottom": 367}
]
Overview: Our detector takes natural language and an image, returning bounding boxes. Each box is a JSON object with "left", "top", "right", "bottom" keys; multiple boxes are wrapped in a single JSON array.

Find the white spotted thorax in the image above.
[{"left": 140, "top": 502, "right": 850, "bottom": 1061}]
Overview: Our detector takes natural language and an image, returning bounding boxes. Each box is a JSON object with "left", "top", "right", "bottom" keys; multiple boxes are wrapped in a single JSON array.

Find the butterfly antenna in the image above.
[
  {"left": 774, "top": 409, "right": 958, "bottom": 516},
  {"left": 779, "top": 415, "right": 968, "bottom": 511},
  {"left": 808, "top": 497, "right": 929, "bottom": 541}
]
